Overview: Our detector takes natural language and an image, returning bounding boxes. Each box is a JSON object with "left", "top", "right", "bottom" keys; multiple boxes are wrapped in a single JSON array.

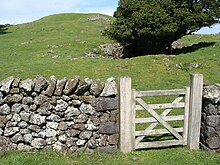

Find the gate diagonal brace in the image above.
[{"left": 136, "top": 98, "right": 183, "bottom": 140}]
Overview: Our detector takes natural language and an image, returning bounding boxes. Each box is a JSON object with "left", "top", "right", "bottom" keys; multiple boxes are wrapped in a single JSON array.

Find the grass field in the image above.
[{"left": 0, "top": 13, "right": 220, "bottom": 164}]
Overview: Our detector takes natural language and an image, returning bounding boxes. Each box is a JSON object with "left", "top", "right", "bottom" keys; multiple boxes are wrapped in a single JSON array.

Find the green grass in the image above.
[
  {"left": 0, "top": 148, "right": 220, "bottom": 165},
  {"left": 0, "top": 13, "right": 220, "bottom": 164}
]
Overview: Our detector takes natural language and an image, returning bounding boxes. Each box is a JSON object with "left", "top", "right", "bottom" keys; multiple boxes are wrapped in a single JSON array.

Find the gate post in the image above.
[
  {"left": 187, "top": 74, "right": 203, "bottom": 150},
  {"left": 119, "top": 77, "right": 134, "bottom": 153}
]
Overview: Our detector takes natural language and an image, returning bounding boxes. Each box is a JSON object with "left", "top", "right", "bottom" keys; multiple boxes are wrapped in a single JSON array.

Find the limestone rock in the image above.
[
  {"left": 4, "top": 127, "right": 19, "bottom": 136},
  {"left": 65, "top": 106, "right": 80, "bottom": 117},
  {"left": 55, "top": 99, "right": 68, "bottom": 111},
  {"left": 47, "top": 114, "right": 61, "bottom": 122},
  {"left": 80, "top": 103, "right": 95, "bottom": 115},
  {"left": 0, "top": 136, "right": 14, "bottom": 155},
  {"left": 18, "top": 121, "right": 28, "bottom": 128},
  {"left": 79, "top": 131, "right": 92, "bottom": 140},
  {"left": 65, "top": 129, "right": 80, "bottom": 137},
  {"left": 54, "top": 78, "right": 67, "bottom": 96},
  {"left": 0, "top": 92, "right": 4, "bottom": 105},
  {"left": 34, "top": 75, "right": 48, "bottom": 93},
  {"left": 46, "top": 128, "right": 57, "bottom": 137},
  {"left": 58, "top": 134, "right": 67, "bottom": 143},
  {"left": 45, "top": 76, "right": 57, "bottom": 96},
  {"left": 75, "top": 78, "right": 92, "bottom": 95},
  {"left": 97, "top": 145, "right": 117, "bottom": 153},
  {"left": 100, "top": 77, "right": 117, "bottom": 97},
  {"left": 22, "top": 97, "right": 34, "bottom": 105},
  {"left": 47, "top": 122, "right": 59, "bottom": 130},
  {"left": 90, "top": 79, "right": 104, "bottom": 96},
  {"left": 76, "top": 139, "right": 86, "bottom": 146},
  {"left": 17, "top": 143, "right": 32, "bottom": 151},
  {"left": 11, "top": 103, "right": 23, "bottom": 113},
  {"left": 63, "top": 77, "right": 79, "bottom": 95},
  {"left": 0, "top": 76, "right": 14, "bottom": 93},
  {"left": 99, "top": 122, "right": 118, "bottom": 135},
  {"left": 28, "top": 125, "right": 41, "bottom": 132},
  {"left": 85, "top": 119, "right": 98, "bottom": 131},
  {"left": 96, "top": 97, "right": 117, "bottom": 111},
  {"left": 58, "top": 122, "right": 68, "bottom": 131},
  {"left": 11, "top": 133, "right": 23, "bottom": 143},
  {"left": 11, "top": 114, "right": 21, "bottom": 122},
  {"left": 34, "top": 95, "right": 47, "bottom": 106},
  {"left": 6, "top": 94, "right": 23, "bottom": 103},
  {"left": 53, "top": 141, "right": 67, "bottom": 152},
  {"left": 31, "top": 138, "right": 46, "bottom": 149},
  {"left": 20, "top": 79, "right": 34, "bottom": 92},
  {"left": 0, "top": 104, "right": 10, "bottom": 115},
  {"left": 109, "top": 134, "right": 119, "bottom": 145},
  {"left": 30, "top": 114, "right": 46, "bottom": 125},
  {"left": 20, "top": 111, "right": 30, "bottom": 122}
]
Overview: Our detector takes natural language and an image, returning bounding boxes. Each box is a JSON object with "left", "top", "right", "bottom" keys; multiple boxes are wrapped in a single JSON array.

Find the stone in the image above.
[
  {"left": 0, "top": 92, "right": 4, "bottom": 105},
  {"left": 66, "top": 137, "right": 77, "bottom": 147},
  {"left": 97, "top": 135, "right": 108, "bottom": 146},
  {"left": 97, "top": 145, "right": 117, "bottom": 154},
  {"left": 203, "top": 102, "right": 218, "bottom": 115},
  {"left": 79, "top": 131, "right": 92, "bottom": 140},
  {"left": 58, "top": 122, "right": 68, "bottom": 131},
  {"left": 30, "top": 114, "right": 46, "bottom": 125},
  {"left": 63, "top": 77, "right": 79, "bottom": 95},
  {"left": 58, "top": 134, "right": 67, "bottom": 143},
  {"left": 72, "top": 124, "right": 85, "bottom": 131},
  {"left": 99, "top": 122, "right": 118, "bottom": 135},
  {"left": 34, "top": 95, "right": 47, "bottom": 105},
  {"left": 89, "top": 116, "right": 100, "bottom": 126},
  {"left": 22, "top": 97, "right": 34, "bottom": 105},
  {"left": 12, "top": 78, "right": 20, "bottom": 87},
  {"left": 74, "top": 114, "right": 88, "bottom": 123},
  {"left": 203, "top": 85, "right": 220, "bottom": 103},
  {"left": 0, "top": 104, "right": 10, "bottom": 115},
  {"left": 0, "top": 76, "right": 14, "bottom": 93},
  {"left": 75, "top": 78, "right": 92, "bottom": 95},
  {"left": 204, "top": 126, "right": 217, "bottom": 138},
  {"left": 65, "top": 106, "right": 80, "bottom": 117},
  {"left": 17, "top": 143, "right": 32, "bottom": 151},
  {"left": 90, "top": 79, "right": 104, "bottom": 96},
  {"left": 11, "top": 114, "right": 21, "bottom": 122},
  {"left": 55, "top": 99, "right": 68, "bottom": 111},
  {"left": 31, "top": 138, "right": 46, "bottom": 149},
  {"left": 109, "top": 134, "right": 119, "bottom": 145},
  {"left": 206, "top": 137, "right": 220, "bottom": 149},
  {"left": 109, "top": 110, "right": 119, "bottom": 122},
  {"left": 76, "top": 139, "right": 86, "bottom": 146},
  {"left": 54, "top": 78, "right": 67, "bottom": 96},
  {"left": 100, "top": 113, "right": 110, "bottom": 123},
  {"left": 206, "top": 116, "right": 220, "bottom": 127},
  {"left": 18, "top": 121, "right": 28, "bottom": 128},
  {"left": 46, "top": 128, "right": 57, "bottom": 137},
  {"left": 80, "top": 96, "right": 96, "bottom": 106},
  {"left": 72, "top": 100, "right": 82, "bottom": 107},
  {"left": 62, "top": 95, "right": 71, "bottom": 102},
  {"left": 20, "top": 78, "right": 34, "bottom": 92},
  {"left": 10, "top": 88, "right": 20, "bottom": 94},
  {"left": 85, "top": 119, "right": 98, "bottom": 131},
  {"left": 20, "top": 111, "right": 30, "bottom": 122},
  {"left": 46, "top": 137, "right": 57, "bottom": 145},
  {"left": 47, "top": 114, "right": 61, "bottom": 122},
  {"left": 34, "top": 75, "right": 48, "bottom": 93},
  {"left": 6, "top": 94, "right": 23, "bottom": 103},
  {"left": 80, "top": 103, "right": 95, "bottom": 115},
  {"left": 4, "top": 127, "right": 19, "bottom": 136},
  {"left": 28, "top": 125, "right": 41, "bottom": 132},
  {"left": 11, "top": 103, "right": 23, "bottom": 113},
  {"left": 47, "top": 122, "right": 59, "bottom": 130},
  {"left": 11, "top": 133, "right": 23, "bottom": 143},
  {"left": 20, "top": 129, "right": 31, "bottom": 135},
  {"left": 53, "top": 141, "right": 67, "bottom": 152},
  {"left": 100, "top": 77, "right": 117, "bottom": 97},
  {"left": 0, "top": 136, "right": 15, "bottom": 155},
  {"left": 88, "top": 137, "right": 98, "bottom": 148},
  {"left": 23, "top": 134, "right": 33, "bottom": 144},
  {"left": 45, "top": 76, "right": 57, "bottom": 96},
  {"left": 39, "top": 131, "right": 46, "bottom": 139},
  {"left": 65, "top": 129, "right": 80, "bottom": 137},
  {"left": 96, "top": 97, "right": 117, "bottom": 111}
]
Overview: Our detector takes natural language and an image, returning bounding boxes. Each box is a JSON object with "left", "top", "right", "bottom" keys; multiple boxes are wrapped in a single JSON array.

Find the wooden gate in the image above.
[{"left": 119, "top": 74, "right": 203, "bottom": 153}]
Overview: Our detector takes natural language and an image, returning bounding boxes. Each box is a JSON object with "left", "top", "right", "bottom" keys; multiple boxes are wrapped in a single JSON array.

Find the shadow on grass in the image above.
[{"left": 173, "top": 42, "right": 216, "bottom": 55}]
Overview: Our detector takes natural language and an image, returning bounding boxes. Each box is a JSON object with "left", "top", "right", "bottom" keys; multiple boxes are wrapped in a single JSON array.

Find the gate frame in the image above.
[{"left": 119, "top": 74, "right": 203, "bottom": 153}]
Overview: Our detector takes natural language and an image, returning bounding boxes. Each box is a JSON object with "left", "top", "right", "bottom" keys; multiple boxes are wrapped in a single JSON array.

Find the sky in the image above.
[{"left": 0, "top": 0, "right": 219, "bottom": 34}]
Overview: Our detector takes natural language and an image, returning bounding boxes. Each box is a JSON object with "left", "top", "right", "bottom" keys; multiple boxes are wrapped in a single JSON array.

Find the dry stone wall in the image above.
[
  {"left": 0, "top": 75, "right": 118, "bottom": 154},
  {"left": 200, "top": 84, "right": 220, "bottom": 152}
]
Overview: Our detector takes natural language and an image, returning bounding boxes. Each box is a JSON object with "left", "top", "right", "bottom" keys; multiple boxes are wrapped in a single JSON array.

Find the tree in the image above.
[
  {"left": 103, "top": 0, "right": 220, "bottom": 57},
  {"left": 0, "top": 24, "right": 8, "bottom": 34}
]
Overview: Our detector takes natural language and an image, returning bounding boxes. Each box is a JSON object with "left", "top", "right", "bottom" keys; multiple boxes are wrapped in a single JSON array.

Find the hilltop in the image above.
[{"left": 0, "top": 13, "right": 219, "bottom": 90}]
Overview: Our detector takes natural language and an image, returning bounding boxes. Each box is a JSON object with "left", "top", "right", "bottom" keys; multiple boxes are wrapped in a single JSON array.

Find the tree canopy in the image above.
[{"left": 103, "top": 0, "right": 220, "bottom": 57}]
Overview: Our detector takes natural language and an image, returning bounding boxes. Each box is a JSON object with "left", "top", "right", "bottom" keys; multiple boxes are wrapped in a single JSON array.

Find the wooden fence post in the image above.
[
  {"left": 187, "top": 74, "right": 203, "bottom": 150},
  {"left": 119, "top": 76, "right": 134, "bottom": 153}
]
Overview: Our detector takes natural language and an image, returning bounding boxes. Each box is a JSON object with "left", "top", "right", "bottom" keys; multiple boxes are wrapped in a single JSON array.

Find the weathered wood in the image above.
[
  {"left": 187, "top": 74, "right": 203, "bottom": 150},
  {"left": 136, "top": 98, "right": 183, "bottom": 140},
  {"left": 136, "top": 140, "right": 184, "bottom": 149},
  {"left": 136, "top": 127, "right": 183, "bottom": 136},
  {"left": 119, "top": 77, "right": 133, "bottom": 153},
  {"left": 136, "top": 102, "right": 184, "bottom": 110},
  {"left": 183, "top": 87, "right": 190, "bottom": 145},
  {"left": 135, "top": 115, "right": 184, "bottom": 123},
  {"left": 135, "top": 89, "right": 185, "bottom": 97},
  {"left": 131, "top": 89, "right": 136, "bottom": 150}
]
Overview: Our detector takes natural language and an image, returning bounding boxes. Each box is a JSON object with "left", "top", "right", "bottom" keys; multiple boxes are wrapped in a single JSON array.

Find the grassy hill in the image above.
[
  {"left": 0, "top": 12, "right": 220, "bottom": 165},
  {"left": 0, "top": 13, "right": 220, "bottom": 90}
]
